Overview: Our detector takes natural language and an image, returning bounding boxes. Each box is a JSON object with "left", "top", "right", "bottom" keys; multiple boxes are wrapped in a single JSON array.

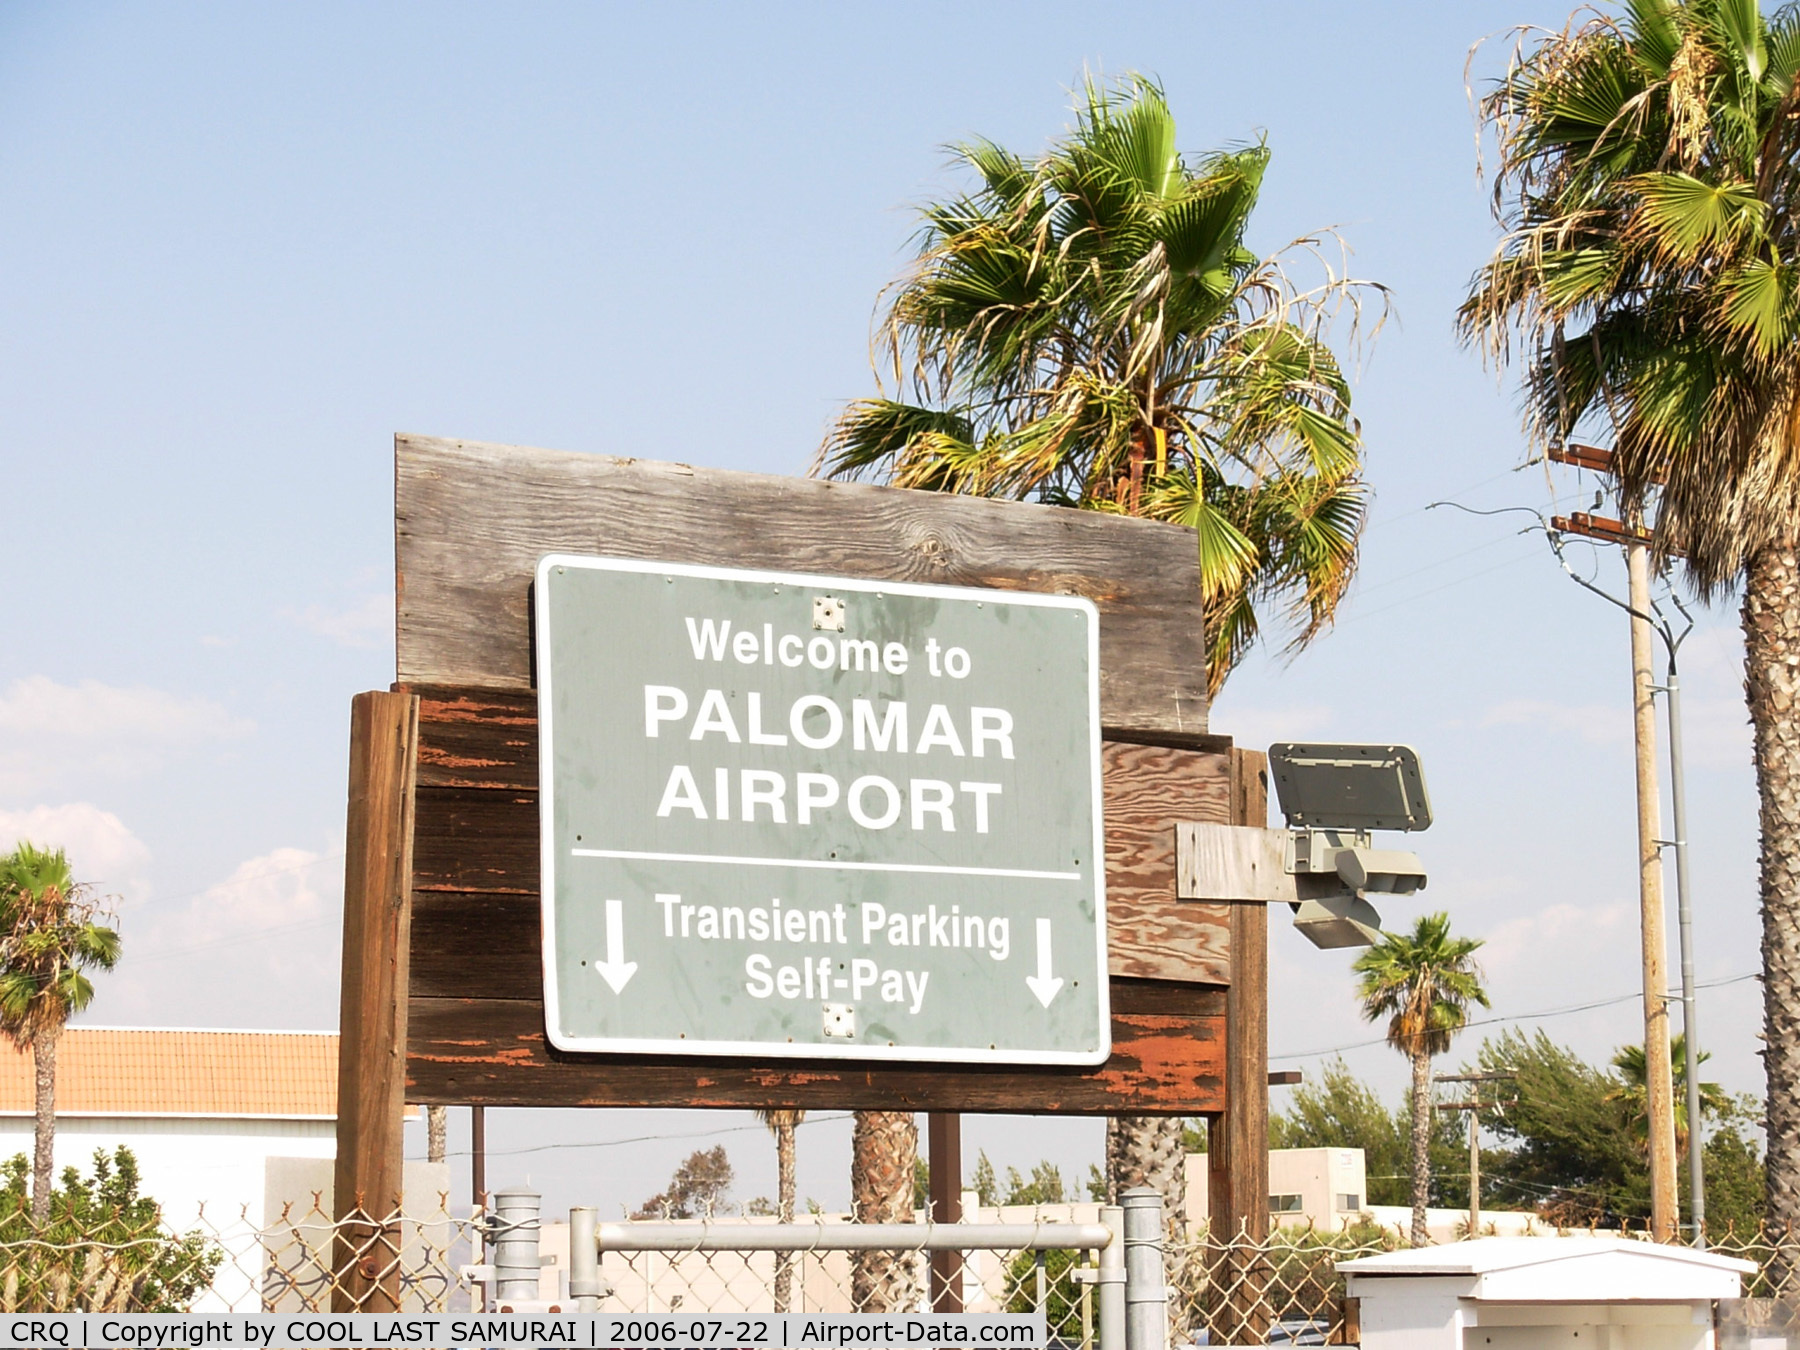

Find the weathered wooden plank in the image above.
[
  {"left": 413, "top": 687, "right": 537, "bottom": 790},
  {"left": 411, "top": 787, "right": 537, "bottom": 894},
  {"left": 409, "top": 890, "right": 539, "bottom": 999},
  {"left": 407, "top": 687, "right": 1232, "bottom": 982},
  {"left": 1177, "top": 821, "right": 1291, "bottom": 903},
  {"left": 406, "top": 979, "right": 1225, "bottom": 1114},
  {"left": 395, "top": 433, "right": 1211, "bottom": 741}
]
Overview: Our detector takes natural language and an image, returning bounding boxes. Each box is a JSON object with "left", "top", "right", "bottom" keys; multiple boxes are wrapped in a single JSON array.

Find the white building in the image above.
[
  {"left": 0, "top": 1026, "right": 339, "bottom": 1234},
  {"left": 1183, "top": 1147, "right": 1541, "bottom": 1240},
  {"left": 0, "top": 1026, "right": 456, "bottom": 1310}
]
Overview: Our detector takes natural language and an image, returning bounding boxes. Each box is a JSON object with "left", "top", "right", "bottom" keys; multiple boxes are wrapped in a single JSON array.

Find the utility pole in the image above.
[
  {"left": 1434, "top": 1072, "right": 1514, "bottom": 1240},
  {"left": 1625, "top": 515, "right": 1680, "bottom": 1243},
  {"left": 1545, "top": 447, "right": 1694, "bottom": 1244}
]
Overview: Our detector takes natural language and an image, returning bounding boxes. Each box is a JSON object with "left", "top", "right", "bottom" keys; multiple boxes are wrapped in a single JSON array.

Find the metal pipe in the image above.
[
  {"left": 1666, "top": 663, "right": 1707, "bottom": 1245},
  {"left": 594, "top": 1220, "right": 1112, "bottom": 1253},
  {"left": 568, "top": 1206, "right": 601, "bottom": 1311},
  {"left": 491, "top": 1186, "right": 542, "bottom": 1306},
  {"left": 1097, "top": 1205, "right": 1125, "bottom": 1350},
  {"left": 1120, "top": 1187, "right": 1166, "bottom": 1350}
]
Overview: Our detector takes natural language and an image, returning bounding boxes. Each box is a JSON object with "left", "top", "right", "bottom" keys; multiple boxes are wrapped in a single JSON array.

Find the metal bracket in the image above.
[
  {"left": 1071, "top": 1266, "right": 1125, "bottom": 1285},
  {"left": 1284, "top": 826, "right": 1372, "bottom": 875},
  {"left": 822, "top": 1002, "right": 855, "bottom": 1038},
  {"left": 812, "top": 596, "right": 845, "bottom": 631}
]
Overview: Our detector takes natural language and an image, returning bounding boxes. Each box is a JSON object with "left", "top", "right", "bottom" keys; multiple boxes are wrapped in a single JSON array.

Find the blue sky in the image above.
[{"left": 0, "top": 1, "right": 1765, "bottom": 1218}]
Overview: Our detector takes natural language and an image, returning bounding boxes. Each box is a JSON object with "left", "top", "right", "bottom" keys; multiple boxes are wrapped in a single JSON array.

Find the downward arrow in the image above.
[
  {"left": 594, "top": 899, "right": 638, "bottom": 994},
  {"left": 1025, "top": 917, "right": 1063, "bottom": 1008}
]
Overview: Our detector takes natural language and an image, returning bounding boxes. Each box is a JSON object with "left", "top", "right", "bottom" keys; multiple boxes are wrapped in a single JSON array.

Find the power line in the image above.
[
  {"left": 407, "top": 1111, "right": 857, "bottom": 1162},
  {"left": 1271, "top": 971, "right": 1759, "bottom": 1063}
]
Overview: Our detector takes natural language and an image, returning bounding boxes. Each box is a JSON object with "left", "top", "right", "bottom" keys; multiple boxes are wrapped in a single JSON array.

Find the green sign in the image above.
[{"left": 535, "top": 555, "right": 1108, "bottom": 1065}]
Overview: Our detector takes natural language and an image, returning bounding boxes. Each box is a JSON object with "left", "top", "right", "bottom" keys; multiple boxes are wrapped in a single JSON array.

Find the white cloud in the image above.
[
  {"left": 1478, "top": 898, "right": 1635, "bottom": 976},
  {"left": 1478, "top": 699, "right": 1629, "bottom": 745},
  {"left": 96, "top": 843, "right": 342, "bottom": 1028},
  {"left": 0, "top": 803, "right": 153, "bottom": 899},
  {"left": 290, "top": 593, "right": 392, "bottom": 649},
  {"left": 0, "top": 676, "right": 253, "bottom": 797}
]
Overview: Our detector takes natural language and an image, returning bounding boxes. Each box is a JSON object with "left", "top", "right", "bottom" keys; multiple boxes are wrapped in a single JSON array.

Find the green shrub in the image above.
[{"left": 0, "top": 1148, "right": 222, "bottom": 1310}]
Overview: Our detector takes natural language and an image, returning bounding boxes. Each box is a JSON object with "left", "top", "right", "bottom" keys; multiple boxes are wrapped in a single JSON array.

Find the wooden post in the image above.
[
  {"left": 1208, "top": 749, "right": 1270, "bottom": 1340},
  {"left": 332, "top": 690, "right": 420, "bottom": 1313},
  {"left": 472, "top": 1105, "right": 487, "bottom": 1212},
  {"left": 1626, "top": 532, "right": 1679, "bottom": 1241},
  {"left": 1468, "top": 1108, "right": 1481, "bottom": 1237},
  {"left": 928, "top": 1113, "right": 963, "bottom": 1311}
]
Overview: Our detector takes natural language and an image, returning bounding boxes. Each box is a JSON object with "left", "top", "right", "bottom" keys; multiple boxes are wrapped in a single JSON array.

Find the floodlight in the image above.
[
  {"left": 1291, "top": 894, "right": 1385, "bottom": 949},
  {"left": 1268, "top": 744, "right": 1432, "bottom": 833},
  {"left": 1267, "top": 743, "right": 1433, "bottom": 950}
]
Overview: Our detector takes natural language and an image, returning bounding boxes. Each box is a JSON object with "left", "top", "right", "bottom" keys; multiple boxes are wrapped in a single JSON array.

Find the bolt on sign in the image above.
[{"left": 535, "top": 554, "right": 1109, "bottom": 1064}]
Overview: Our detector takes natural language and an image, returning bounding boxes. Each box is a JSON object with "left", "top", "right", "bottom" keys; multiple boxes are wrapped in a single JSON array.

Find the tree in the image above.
[
  {"left": 972, "top": 1150, "right": 1000, "bottom": 1208},
  {"left": 1610, "top": 1033, "right": 1728, "bottom": 1155},
  {"left": 1270, "top": 1058, "right": 1412, "bottom": 1207},
  {"left": 632, "top": 1146, "right": 734, "bottom": 1219},
  {"left": 818, "top": 73, "right": 1382, "bottom": 692},
  {"left": 849, "top": 1111, "right": 916, "bottom": 1311},
  {"left": 819, "top": 72, "right": 1382, "bottom": 1236},
  {"left": 0, "top": 1148, "right": 220, "bottom": 1311},
  {"left": 0, "top": 844, "right": 120, "bottom": 1224},
  {"left": 1474, "top": 1030, "right": 1645, "bottom": 1225},
  {"left": 1459, "top": 0, "right": 1800, "bottom": 1229},
  {"left": 1354, "top": 913, "right": 1489, "bottom": 1245},
  {"left": 1700, "top": 1108, "right": 1767, "bottom": 1234},
  {"left": 754, "top": 1109, "right": 804, "bottom": 1310}
]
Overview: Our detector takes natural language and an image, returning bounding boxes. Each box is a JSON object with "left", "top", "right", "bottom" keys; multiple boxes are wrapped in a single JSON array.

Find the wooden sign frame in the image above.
[{"left": 333, "top": 433, "right": 1269, "bottom": 1272}]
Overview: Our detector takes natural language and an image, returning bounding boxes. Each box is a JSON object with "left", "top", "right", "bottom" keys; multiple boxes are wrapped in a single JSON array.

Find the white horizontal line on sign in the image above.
[{"left": 570, "top": 847, "right": 1081, "bottom": 881}]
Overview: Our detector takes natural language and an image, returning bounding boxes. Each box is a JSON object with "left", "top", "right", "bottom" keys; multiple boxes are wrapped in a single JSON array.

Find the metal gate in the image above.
[{"left": 470, "top": 1187, "right": 1172, "bottom": 1350}]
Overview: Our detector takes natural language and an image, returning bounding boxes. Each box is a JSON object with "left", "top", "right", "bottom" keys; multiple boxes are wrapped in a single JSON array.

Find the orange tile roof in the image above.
[{"left": 0, "top": 1028, "right": 339, "bottom": 1119}]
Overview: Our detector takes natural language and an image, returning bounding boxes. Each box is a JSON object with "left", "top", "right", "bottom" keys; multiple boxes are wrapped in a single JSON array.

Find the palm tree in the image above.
[
  {"left": 1354, "top": 913, "right": 1489, "bottom": 1247},
  {"left": 818, "top": 73, "right": 1381, "bottom": 690},
  {"left": 849, "top": 1111, "right": 917, "bottom": 1312},
  {"left": 1459, "top": 0, "right": 1800, "bottom": 1231},
  {"left": 755, "top": 1108, "right": 804, "bottom": 1311},
  {"left": 0, "top": 843, "right": 120, "bottom": 1222},
  {"left": 819, "top": 71, "right": 1382, "bottom": 1236},
  {"left": 1611, "top": 1033, "right": 1728, "bottom": 1155}
]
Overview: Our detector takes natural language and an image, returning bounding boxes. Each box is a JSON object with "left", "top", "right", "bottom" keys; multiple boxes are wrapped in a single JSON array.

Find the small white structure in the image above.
[
  {"left": 1341, "top": 1236, "right": 1756, "bottom": 1350},
  {"left": 1186, "top": 1148, "right": 1372, "bottom": 1233},
  {"left": 1183, "top": 1148, "right": 1537, "bottom": 1238}
]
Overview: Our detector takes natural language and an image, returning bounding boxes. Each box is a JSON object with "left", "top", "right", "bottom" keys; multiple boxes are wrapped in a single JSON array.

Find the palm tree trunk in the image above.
[
  {"left": 774, "top": 1117, "right": 796, "bottom": 1312},
  {"left": 850, "top": 1110, "right": 918, "bottom": 1312},
  {"left": 1409, "top": 1048, "right": 1432, "bottom": 1247},
  {"left": 427, "top": 1105, "right": 447, "bottom": 1164},
  {"left": 31, "top": 1029, "right": 55, "bottom": 1224},
  {"left": 1746, "top": 542, "right": 1800, "bottom": 1235},
  {"left": 1106, "top": 1115, "right": 1188, "bottom": 1343},
  {"left": 1104, "top": 1116, "right": 1185, "bottom": 1217}
]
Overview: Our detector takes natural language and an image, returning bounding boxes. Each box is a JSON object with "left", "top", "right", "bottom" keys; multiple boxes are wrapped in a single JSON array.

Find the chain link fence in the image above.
[{"left": 4, "top": 1198, "right": 1800, "bottom": 1339}]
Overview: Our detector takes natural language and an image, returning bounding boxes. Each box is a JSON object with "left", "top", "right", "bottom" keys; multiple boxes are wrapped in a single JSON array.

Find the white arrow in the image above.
[
  {"left": 594, "top": 899, "right": 638, "bottom": 994},
  {"left": 1025, "top": 917, "right": 1063, "bottom": 1008}
]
